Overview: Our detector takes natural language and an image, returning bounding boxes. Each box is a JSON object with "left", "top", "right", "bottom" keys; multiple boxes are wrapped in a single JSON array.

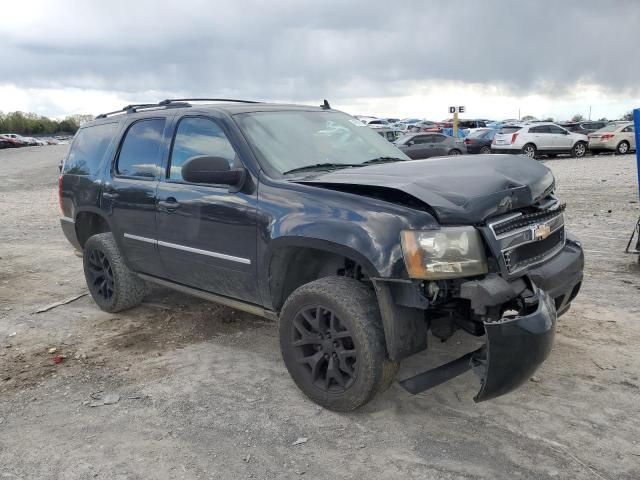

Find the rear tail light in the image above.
[
  {"left": 601, "top": 133, "right": 615, "bottom": 140},
  {"left": 58, "top": 175, "right": 63, "bottom": 215},
  {"left": 464, "top": 138, "right": 472, "bottom": 145},
  {"left": 511, "top": 133, "right": 519, "bottom": 144},
  {"left": 492, "top": 137, "right": 496, "bottom": 144}
]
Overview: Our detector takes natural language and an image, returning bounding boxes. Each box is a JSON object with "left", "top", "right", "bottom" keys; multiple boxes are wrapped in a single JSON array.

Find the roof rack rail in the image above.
[
  {"left": 95, "top": 101, "right": 191, "bottom": 119},
  {"left": 158, "top": 98, "right": 261, "bottom": 105},
  {"left": 95, "top": 98, "right": 261, "bottom": 119}
]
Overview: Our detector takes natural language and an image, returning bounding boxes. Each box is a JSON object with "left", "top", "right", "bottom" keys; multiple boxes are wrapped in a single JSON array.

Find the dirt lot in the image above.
[{"left": 1, "top": 145, "right": 639, "bottom": 479}]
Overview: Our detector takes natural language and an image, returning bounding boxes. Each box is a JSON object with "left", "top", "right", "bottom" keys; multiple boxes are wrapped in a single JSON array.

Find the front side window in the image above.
[
  {"left": 168, "top": 117, "right": 237, "bottom": 183},
  {"left": 235, "top": 110, "right": 409, "bottom": 176},
  {"left": 548, "top": 125, "right": 567, "bottom": 134},
  {"left": 116, "top": 119, "right": 165, "bottom": 178},
  {"left": 412, "top": 135, "right": 430, "bottom": 145}
]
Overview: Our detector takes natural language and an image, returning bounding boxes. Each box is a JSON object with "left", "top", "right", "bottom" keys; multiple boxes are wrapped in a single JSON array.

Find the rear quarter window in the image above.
[{"left": 63, "top": 122, "right": 118, "bottom": 175}]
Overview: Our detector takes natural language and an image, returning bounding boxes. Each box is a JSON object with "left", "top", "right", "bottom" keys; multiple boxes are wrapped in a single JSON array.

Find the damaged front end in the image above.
[{"left": 398, "top": 280, "right": 556, "bottom": 402}]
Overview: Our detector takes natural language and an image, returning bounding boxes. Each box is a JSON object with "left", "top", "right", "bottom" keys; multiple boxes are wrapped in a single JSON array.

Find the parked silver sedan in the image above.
[
  {"left": 588, "top": 122, "right": 636, "bottom": 155},
  {"left": 394, "top": 132, "right": 466, "bottom": 159}
]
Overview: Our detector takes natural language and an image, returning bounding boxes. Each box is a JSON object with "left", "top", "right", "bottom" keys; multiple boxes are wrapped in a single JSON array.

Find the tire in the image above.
[
  {"left": 83, "top": 232, "right": 147, "bottom": 313},
  {"left": 448, "top": 149, "right": 461, "bottom": 156},
  {"left": 616, "top": 140, "right": 630, "bottom": 155},
  {"left": 279, "top": 276, "right": 399, "bottom": 411},
  {"left": 571, "top": 142, "right": 587, "bottom": 158},
  {"left": 521, "top": 143, "right": 537, "bottom": 158},
  {"left": 480, "top": 146, "right": 491, "bottom": 154}
]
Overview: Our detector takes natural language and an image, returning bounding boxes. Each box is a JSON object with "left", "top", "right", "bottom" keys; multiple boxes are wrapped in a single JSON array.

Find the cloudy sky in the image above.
[{"left": 1, "top": 0, "right": 638, "bottom": 121}]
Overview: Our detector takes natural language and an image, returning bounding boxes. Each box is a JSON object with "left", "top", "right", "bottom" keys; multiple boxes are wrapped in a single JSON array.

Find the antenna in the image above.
[{"left": 321, "top": 99, "right": 331, "bottom": 110}]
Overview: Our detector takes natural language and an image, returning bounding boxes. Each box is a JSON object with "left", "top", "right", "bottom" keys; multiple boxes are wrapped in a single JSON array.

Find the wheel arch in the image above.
[
  {"left": 265, "top": 237, "right": 380, "bottom": 312},
  {"left": 74, "top": 208, "right": 112, "bottom": 248}
]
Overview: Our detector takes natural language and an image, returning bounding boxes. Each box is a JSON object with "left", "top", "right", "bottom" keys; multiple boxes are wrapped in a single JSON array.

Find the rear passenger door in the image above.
[
  {"left": 155, "top": 115, "right": 260, "bottom": 304},
  {"left": 102, "top": 118, "right": 168, "bottom": 277},
  {"left": 528, "top": 125, "right": 553, "bottom": 150},
  {"left": 429, "top": 134, "right": 449, "bottom": 156}
]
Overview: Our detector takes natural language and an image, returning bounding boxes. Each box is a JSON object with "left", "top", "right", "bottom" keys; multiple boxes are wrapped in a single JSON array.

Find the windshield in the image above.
[{"left": 236, "top": 111, "right": 409, "bottom": 176}]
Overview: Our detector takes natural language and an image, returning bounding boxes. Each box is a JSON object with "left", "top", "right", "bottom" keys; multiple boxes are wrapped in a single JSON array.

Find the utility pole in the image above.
[{"left": 589, "top": 105, "right": 592, "bottom": 120}]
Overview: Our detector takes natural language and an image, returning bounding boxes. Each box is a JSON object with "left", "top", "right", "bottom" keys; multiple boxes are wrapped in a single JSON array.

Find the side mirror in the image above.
[
  {"left": 181, "top": 155, "right": 246, "bottom": 192},
  {"left": 407, "top": 140, "right": 414, "bottom": 146}
]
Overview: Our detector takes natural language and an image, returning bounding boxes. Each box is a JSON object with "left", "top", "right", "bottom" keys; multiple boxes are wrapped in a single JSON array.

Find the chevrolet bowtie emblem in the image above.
[{"left": 533, "top": 224, "right": 551, "bottom": 240}]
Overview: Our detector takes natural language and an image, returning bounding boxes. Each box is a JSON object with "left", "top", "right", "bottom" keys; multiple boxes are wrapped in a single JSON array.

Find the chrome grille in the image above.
[{"left": 487, "top": 207, "right": 566, "bottom": 275}]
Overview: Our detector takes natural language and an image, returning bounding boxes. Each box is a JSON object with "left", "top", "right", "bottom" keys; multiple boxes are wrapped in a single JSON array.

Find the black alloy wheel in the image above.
[
  {"left": 86, "top": 248, "right": 115, "bottom": 301},
  {"left": 291, "top": 306, "right": 357, "bottom": 392}
]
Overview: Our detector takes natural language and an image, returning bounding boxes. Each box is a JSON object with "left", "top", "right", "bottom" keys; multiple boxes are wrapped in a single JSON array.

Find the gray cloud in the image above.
[{"left": 1, "top": 0, "right": 639, "bottom": 105}]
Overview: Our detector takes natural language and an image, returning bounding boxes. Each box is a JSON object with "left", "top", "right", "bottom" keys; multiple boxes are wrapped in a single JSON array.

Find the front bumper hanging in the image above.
[{"left": 399, "top": 287, "right": 557, "bottom": 402}]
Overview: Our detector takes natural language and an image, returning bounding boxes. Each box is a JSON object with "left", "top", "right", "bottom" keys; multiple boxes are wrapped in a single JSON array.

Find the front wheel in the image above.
[
  {"left": 279, "top": 276, "right": 398, "bottom": 411},
  {"left": 571, "top": 142, "right": 587, "bottom": 158},
  {"left": 616, "top": 140, "right": 630, "bottom": 155},
  {"left": 83, "top": 232, "right": 147, "bottom": 312},
  {"left": 448, "top": 149, "right": 461, "bottom": 156}
]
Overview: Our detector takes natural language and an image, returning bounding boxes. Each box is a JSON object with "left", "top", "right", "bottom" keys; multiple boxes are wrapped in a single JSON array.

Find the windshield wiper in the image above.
[
  {"left": 282, "top": 163, "right": 363, "bottom": 175},
  {"left": 362, "top": 156, "right": 407, "bottom": 165}
]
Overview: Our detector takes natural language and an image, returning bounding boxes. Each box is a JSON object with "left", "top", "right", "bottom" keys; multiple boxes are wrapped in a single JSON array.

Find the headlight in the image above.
[{"left": 400, "top": 227, "right": 488, "bottom": 279}]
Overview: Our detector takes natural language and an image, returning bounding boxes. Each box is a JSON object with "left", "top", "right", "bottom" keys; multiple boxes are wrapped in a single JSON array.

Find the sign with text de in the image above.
[{"left": 449, "top": 106, "right": 466, "bottom": 114}]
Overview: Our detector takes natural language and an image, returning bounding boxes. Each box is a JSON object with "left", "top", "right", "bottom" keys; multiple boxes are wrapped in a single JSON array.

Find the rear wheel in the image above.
[
  {"left": 479, "top": 146, "right": 491, "bottom": 154},
  {"left": 279, "top": 276, "right": 398, "bottom": 411},
  {"left": 571, "top": 142, "right": 587, "bottom": 158},
  {"left": 83, "top": 233, "right": 147, "bottom": 312},
  {"left": 448, "top": 149, "right": 461, "bottom": 156},
  {"left": 616, "top": 140, "right": 630, "bottom": 155},
  {"left": 522, "top": 143, "right": 537, "bottom": 158}
]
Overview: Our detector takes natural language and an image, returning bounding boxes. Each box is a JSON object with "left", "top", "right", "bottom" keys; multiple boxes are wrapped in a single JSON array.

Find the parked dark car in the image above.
[
  {"left": 560, "top": 121, "right": 609, "bottom": 136},
  {"left": 463, "top": 128, "right": 496, "bottom": 154},
  {"left": 394, "top": 132, "right": 465, "bottom": 158},
  {"left": 58, "top": 99, "right": 583, "bottom": 412}
]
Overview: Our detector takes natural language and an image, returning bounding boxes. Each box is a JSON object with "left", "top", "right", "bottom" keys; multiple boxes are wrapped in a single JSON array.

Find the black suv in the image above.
[{"left": 59, "top": 99, "right": 584, "bottom": 411}]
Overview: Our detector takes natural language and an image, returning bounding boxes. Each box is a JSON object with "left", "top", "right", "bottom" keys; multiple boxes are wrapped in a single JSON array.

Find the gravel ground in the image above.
[{"left": 1, "top": 145, "right": 639, "bottom": 479}]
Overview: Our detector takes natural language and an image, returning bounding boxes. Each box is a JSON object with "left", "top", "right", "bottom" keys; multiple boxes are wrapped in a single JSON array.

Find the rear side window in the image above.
[
  {"left": 622, "top": 125, "right": 635, "bottom": 133},
  {"left": 168, "top": 117, "right": 237, "bottom": 183},
  {"left": 63, "top": 123, "right": 118, "bottom": 175},
  {"left": 498, "top": 126, "right": 521, "bottom": 134},
  {"left": 116, "top": 119, "right": 165, "bottom": 178}
]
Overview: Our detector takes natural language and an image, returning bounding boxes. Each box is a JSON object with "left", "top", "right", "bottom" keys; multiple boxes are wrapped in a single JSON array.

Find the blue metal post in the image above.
[{"left": 635, "top": 108, "right": 640, "bottom": 200}]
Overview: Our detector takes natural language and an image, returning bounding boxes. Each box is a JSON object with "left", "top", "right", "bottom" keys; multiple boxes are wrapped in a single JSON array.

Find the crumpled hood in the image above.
[{"left": 296, "top": 154, "right": 555, "bottom": 224}]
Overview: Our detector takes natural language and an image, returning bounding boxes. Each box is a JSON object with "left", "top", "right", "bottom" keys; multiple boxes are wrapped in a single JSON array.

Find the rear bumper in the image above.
[
  {"left": 60, "top": 217, "right": 81, "bottom": 250},
  {"left": 491, "top": 146, "right": 521, "bottom": 154}
]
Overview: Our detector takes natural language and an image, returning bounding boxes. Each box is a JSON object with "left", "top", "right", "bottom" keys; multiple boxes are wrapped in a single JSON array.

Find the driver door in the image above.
[{"left": 155, "top": 114, "right": 260, "bottom": 304}]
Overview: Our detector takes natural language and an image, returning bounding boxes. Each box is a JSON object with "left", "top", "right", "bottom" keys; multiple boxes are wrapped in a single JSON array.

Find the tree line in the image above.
[{"left": 0, "top": 111, "right": 95, "bottom": 135}]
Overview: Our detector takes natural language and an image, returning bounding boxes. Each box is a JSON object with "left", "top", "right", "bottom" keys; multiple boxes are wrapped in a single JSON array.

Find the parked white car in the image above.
[
  {"left": 491, "top": 122, "right": 588, "bottom": 158},
  {"left": 588, "top": 122, "right": 635, "bottom": 155}
]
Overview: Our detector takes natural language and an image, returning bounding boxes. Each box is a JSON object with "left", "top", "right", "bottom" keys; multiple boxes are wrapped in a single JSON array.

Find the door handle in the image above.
[
  {"left": 158, "top": 197, "right": 180, "bottom": 211},
  {"left": 102, "top": 192, "right": 119, "bottom": 199}
]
